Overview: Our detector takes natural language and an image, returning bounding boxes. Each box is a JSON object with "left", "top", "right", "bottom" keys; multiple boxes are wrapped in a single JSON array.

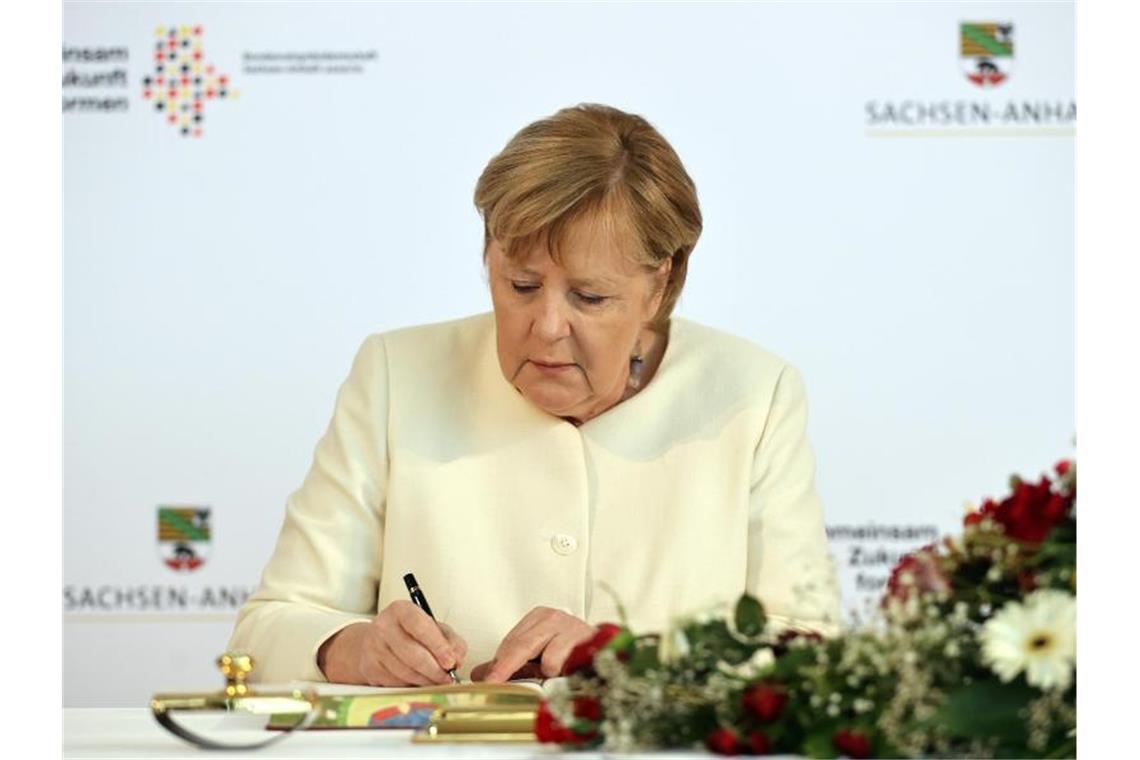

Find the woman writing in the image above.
[{"left": 229, "top": 103, "right": 841, "bottom": 686}]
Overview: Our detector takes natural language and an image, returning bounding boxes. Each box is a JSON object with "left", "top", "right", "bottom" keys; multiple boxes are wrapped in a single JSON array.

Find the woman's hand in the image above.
[
  {"left": 317, "top": 600, "right": 467, "bottom": 686},
  {"left": 470, "top": 606, "right": 595, "bottom": 682}
]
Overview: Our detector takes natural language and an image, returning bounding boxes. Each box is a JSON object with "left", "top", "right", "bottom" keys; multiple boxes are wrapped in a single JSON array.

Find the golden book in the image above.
[{"left": 265, "top": 680, "right": 545, "bottom": 741}]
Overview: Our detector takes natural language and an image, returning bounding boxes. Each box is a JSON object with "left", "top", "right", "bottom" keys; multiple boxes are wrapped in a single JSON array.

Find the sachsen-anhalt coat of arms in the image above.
[
  {"left": 960, "top": 22, "right": 1014, "bottom": 87},
  {"left": 157, "top": 506, "right": 211, "bottom": 571}
]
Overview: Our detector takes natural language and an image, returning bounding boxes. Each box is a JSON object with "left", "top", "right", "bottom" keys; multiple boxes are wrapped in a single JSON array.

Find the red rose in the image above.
[
  {"left": 534, "top": 701, "right": 572, "bottom": 743},
  {"left": 994, "top": 479, "right": 1070, "bottom": 543},
  {"left": 561, "top": 623, "right": 626, "bottom": 676},
  {"left": 964, "top": 477, "right": 1072, "bottom": 544},
  {"left": 833, "top": 728, "right": 872, "bottom": 758},
  {"left": 705, "top": 727, "right": 741, "bottom": 756},
  {"left": 1054, "top": 459, "right": 1071, "bottom": 476},
  {"left": 747, "top": 730, "right": 772, "bottom": 754},
  {"left": 572, "top": 696, "right": 602, "bottom": 722},
  {"left": 592, "top": 622, "right": 623, "bottom": 645},
  {"left": 534, "top": 701, "right": 593, "bottom": 744},
  {"left": 884, "top": 547, "right": 949, "bottom": 604},
  {"left": 742, "top": 682, "right": 788, "bottom": 723}
]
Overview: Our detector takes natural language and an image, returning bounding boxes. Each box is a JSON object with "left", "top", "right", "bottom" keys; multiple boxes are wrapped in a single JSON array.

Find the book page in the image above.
[{"left": 281, "top": 679, "right": 551, "bottom": 696}]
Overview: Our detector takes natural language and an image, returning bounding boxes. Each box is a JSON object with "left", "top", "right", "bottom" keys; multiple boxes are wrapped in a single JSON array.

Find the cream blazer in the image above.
[{"left": 229, "top": 312, "right": 841, "bottom": 683}]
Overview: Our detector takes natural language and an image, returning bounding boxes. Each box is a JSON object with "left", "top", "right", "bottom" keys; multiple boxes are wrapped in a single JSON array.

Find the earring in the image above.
[{"left": 628, "top": 344, "right": 644, "bottom": 390}]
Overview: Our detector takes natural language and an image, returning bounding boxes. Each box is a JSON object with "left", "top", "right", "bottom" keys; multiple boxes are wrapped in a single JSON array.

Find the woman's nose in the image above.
[{"left": 532, "top": 293, "right": 572, "bottom": 341}]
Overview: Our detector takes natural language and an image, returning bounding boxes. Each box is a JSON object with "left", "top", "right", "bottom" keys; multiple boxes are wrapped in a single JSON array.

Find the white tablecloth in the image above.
[{"left": 63, "top": 709, "right": 736, "bottom": 759}]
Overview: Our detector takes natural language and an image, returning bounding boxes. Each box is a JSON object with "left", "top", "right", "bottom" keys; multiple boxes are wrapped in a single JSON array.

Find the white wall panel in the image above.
[{"left": 64, "top": 1, "right": 1074, "bottom": 705}]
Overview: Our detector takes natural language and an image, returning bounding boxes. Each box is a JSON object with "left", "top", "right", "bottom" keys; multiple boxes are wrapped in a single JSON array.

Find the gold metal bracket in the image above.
[{"left": 150, "top": 652, "right": 320, "bottom": 750}]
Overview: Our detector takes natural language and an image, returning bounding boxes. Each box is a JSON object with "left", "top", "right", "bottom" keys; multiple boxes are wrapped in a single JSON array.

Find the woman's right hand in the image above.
[{"left": 317, "top": 600, "right": 467, "bottom": 686}]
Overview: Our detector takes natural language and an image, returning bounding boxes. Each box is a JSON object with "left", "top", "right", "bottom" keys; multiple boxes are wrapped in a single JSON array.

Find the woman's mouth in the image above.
[{"left": 530, "top": 360, "right": 575, "bottom": 374}]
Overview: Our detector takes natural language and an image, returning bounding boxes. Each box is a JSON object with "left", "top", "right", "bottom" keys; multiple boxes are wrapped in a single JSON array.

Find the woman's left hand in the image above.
[{"left": 470, "top": 606, "right": 596, "bottom": 682}]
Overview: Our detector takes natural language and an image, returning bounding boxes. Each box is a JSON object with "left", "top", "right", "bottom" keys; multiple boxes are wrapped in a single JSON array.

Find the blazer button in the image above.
[{"left": 551, "top": 534, "right": 578, "bottom": 556}]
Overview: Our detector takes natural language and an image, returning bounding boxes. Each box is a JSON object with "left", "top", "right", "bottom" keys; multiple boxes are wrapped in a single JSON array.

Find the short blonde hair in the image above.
[{"left": 474, "top": 104, "right": 702, "bottom": 330}]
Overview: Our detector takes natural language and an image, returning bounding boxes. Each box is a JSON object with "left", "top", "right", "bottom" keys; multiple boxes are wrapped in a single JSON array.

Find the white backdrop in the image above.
[{"left": 63, "top": 1, "right": 1074, "bottom": 706}]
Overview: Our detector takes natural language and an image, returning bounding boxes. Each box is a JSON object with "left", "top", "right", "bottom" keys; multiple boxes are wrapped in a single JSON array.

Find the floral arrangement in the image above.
[{"left": 537, "top": 459, "right": 1076, "bottom": 758}]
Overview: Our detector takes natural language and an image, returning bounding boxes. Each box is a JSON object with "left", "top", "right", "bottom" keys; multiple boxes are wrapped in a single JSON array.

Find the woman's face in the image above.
[{"left": 487, "top": 222, "right": 669, "bottom": 423}]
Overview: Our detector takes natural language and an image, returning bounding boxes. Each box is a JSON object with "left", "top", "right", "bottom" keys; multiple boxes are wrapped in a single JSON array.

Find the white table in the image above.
[{"left": 63, "top": 709, "right": 741, "bottom": 759}]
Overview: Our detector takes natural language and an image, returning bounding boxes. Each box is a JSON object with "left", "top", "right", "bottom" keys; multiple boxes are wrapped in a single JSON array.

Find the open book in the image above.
[{"left": 266, "top": 679, "right": 550, "bottom": 739}]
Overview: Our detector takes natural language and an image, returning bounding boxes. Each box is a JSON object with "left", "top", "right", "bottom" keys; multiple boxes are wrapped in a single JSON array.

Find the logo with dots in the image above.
[{"left": 142, "top": 25, "right": 239, "bottom": 137}]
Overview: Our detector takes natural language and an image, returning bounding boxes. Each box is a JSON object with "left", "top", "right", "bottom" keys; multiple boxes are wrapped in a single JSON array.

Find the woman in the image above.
[{"left": 228, "top": 104, "right": 841, "bottom": 687}]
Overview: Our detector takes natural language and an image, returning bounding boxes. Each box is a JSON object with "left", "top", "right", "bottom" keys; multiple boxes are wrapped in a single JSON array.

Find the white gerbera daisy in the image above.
[{"left": 980, "top": 589, "right": 1076, "bottom": 691}]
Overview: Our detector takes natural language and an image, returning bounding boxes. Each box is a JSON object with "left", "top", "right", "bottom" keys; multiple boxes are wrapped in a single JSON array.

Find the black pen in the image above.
[{"left": 403, "top": 573, "right": 461, "bottom": 684}]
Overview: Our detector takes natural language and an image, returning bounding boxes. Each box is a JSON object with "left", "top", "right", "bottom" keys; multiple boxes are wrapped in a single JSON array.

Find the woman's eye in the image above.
[
  {"left": 575, "top": 291, "right": 608, "bottom": 306},
  {"left": 511, "top": 282, "right": 539, "bottom": 294}
]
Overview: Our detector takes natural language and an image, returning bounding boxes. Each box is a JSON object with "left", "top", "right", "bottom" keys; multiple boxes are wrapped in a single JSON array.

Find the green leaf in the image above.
[
  {"left": 771, "top": 646, "right": 816, "bottom": 678},
  {"left": 569, "top": 717, "right": 598, "bottom": 735},
  {"left": 606, "top": 628, "right": 636, "bottom": 652},
  {"left": 935, "top": 678, "right": 1037, "bottom": 741},
  {"left": 1044, "top": 736, "right": 1077, "bottom": 759},
  {"left": 872, "top": 734, "right": 904, "bottom": 758},
  {"left": 801, "top": 729, "right": 838, "bottom": 759},
  {"left": 626, "top": 640, "right": 661, "bottom": 676},
  {"left": 734, "top": 595, "right": 767, "bottom": 637}
]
